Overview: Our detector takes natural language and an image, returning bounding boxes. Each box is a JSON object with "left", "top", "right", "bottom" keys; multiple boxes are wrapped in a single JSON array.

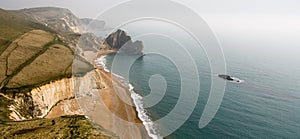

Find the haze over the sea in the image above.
[{"left": 2, "top": 0, "right": 299, "bottom": 138}]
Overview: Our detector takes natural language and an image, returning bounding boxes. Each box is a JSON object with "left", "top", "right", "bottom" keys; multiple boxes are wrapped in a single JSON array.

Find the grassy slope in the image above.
[
  {"left": 0, "top": 8, "right": 99, "bottom": 138},
  {"left": 0, "top": 115, "right": 116, "bottom": 139},
  {"left": 0, "top": 8, "right": 55, "bottom": 55},
  {"left": 0, "top": 8, "right": 93, "bottom": 92}
]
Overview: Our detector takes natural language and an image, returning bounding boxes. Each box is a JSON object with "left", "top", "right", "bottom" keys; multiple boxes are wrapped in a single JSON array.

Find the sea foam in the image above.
[
  {"left": 95, "top": 55, "right": 110, "bottom": 72},
  {"left": 95, "top": 55, "right": 162, "bottom": 139},
  {"left": 230, "top": 77, "right": 245, "bottom": 84}
]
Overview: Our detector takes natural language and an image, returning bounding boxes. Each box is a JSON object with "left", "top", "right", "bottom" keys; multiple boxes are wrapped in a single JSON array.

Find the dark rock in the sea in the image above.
[
  {"left": 104, "top": 29, "right": 131, "bottom": 49},
  {"left": 103, "top": 29, "right": 143, "bottom": 55},
  {"left": 218, "top": 74, "right": 234, "bottom": 81}
]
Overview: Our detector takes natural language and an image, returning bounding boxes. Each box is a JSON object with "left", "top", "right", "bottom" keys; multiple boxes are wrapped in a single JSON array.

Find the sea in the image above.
[{"left": 94, "top": 20, "right": 300, "bottom": 138}]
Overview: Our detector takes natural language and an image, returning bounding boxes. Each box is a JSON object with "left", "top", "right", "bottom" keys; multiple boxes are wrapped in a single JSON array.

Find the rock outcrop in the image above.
[
  {"left": 103, "top": 29, "right": 144, "bottom": 55},
  {"left": 218, "top": 74, "right": 234, "bottom": 81}
]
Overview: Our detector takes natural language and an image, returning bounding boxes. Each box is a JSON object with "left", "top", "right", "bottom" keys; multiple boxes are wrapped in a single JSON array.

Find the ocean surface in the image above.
[{"left": 95, "top": 23, "right": 300, "bottom": 138}]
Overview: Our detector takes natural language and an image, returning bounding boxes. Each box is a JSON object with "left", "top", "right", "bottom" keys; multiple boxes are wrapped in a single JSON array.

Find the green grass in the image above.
[
  {"left": 0, "top": 8, "right": 55, "bottom": 55},
  {"left": 0, "top": 115, "right": 117, "bottom": 139},
  {"left": 0, "top": 9, "right": 93, "bottom": 92}
]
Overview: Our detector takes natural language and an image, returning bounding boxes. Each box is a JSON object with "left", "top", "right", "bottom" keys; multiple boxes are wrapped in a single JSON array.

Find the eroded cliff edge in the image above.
[
  {"left": 0, "top": 7, "right": 149, "bottom": 139},
  {"left": 2, "top": 68, "right": 150, "bottom": 139}
]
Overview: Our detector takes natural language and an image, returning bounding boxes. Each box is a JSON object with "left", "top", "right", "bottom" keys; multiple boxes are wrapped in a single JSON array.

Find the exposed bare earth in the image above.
[
  {"left": 46, "top": 67, "right": 151, "bottom": 139},
  {"left": 88, "top": 51, "right": 150, "bottom": 139}
]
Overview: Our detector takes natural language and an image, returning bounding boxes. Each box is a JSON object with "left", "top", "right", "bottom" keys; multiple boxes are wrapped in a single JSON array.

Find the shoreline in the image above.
[
  {"left": 3, "top": 49, "right": 156, "bottom": 138},
  {"left": 94, "top": 50, "right": 161, "bottom": 139},
  {"left": 4, "top": 49, "right": 153, "bottom": 138},
  {"left": 1, "top": 49, "right": 156, "bottom": 138}
]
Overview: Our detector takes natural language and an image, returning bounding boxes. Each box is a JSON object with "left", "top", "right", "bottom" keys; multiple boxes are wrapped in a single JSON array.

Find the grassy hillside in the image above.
[
  {"left": 0, "top": 8, "right": 93, "bottom": 122},
  {"left": 0, "top": 8, "right": 93, "bottom": 92},
  {"left": 13, "top": 7, "right": 82, "bottom": 33},
  {"left": 0, "top": 115, "right": 116, "bottom": 139},
  {"left": 0, "top": 7, "right": 116, "bottom": 138},
  {"left": 0, "top": 8, "right": 55, "bottom": 55}
]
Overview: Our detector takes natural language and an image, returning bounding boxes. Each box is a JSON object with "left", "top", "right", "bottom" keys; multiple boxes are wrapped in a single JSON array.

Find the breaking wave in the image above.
[{"left": 95, "top": 55, "right": 162, "bottom": 139}]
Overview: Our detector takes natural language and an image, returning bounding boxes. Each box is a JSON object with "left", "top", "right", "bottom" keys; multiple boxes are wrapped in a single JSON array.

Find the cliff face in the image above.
[
  {"left": 5, "top": 68, "right": 150, "bottom": 139},
  {"left": 6, "top": 78, "right": 80, "bottom": 121},
  {"left": 14, "top": 7, "right": 106, "bottom": 34},
  {"left": 77, "top": 33, "right": 103, "bottom": 63},
  {"left": 8, "top": 70, "right": 101, "bottom": 120},
  {"left": 103, "top": 29, "right": 144, "bottom": 55},
  {"left": 30, "top": 78, "right": 82, "bottom": 118},
  {"left": 15, "top": 7, "right": 82, "bottom": 33}
]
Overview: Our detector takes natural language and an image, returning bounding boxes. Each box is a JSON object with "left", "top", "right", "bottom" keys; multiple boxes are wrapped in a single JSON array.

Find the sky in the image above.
[
  {"left": 0, "top": 0, "right": 299, "bottom": 57},
  {"left": 0, "top": 0, "right": 299, "bottom": 18}
]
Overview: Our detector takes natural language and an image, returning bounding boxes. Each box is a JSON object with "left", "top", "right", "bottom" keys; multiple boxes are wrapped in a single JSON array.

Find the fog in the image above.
[{"left": 1, "top": 0, "right": 299, "bottom": 60}]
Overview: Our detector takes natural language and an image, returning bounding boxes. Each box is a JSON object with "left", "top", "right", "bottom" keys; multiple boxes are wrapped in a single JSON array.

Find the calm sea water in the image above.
[{"left": 98, "top": 23, "right": 300, "bottom": 138}]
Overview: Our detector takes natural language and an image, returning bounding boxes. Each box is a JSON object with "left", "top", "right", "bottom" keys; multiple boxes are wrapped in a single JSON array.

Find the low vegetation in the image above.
[
  {"left": 0, "top": 115, "right": 117, "bottom": 139},
  {"left": 0, "top": 8, "right": 92, "bottom": 92}
]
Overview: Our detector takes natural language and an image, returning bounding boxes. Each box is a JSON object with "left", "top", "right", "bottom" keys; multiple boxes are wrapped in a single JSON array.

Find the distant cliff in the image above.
[
  {"left": 14, "top": 7, "right": 82, "bottom": 33},
  {"left": 80, "top": 18, "right": 107, "bottom": 33},
  {"left": 12, "top": 7, "right": 143, "bottom": 56},
  {"left": 13, "top": 7, "right": 107, "bottom": 34},
  {"left": 102, "top": 29, "right": 144, "bottom": 55}
]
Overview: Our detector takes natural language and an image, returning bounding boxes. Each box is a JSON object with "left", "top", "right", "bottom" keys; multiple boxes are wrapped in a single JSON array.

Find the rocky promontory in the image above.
[{"left": 102, "top": 29, "right": 144, "bottom": 55}]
